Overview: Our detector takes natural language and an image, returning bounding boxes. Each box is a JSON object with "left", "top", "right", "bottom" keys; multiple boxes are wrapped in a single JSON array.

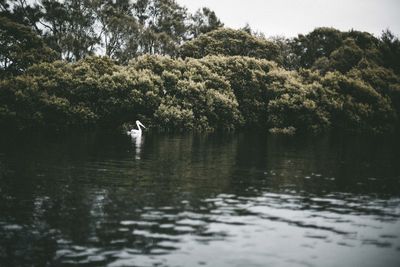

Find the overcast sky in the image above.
[{"left": 177, "top": 0, "right": 400, "bottom": 37}]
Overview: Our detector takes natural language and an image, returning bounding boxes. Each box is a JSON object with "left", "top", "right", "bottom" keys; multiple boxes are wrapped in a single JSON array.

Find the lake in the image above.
[{"left": 0, "top": 131, "right": 399, "bottom": 267}]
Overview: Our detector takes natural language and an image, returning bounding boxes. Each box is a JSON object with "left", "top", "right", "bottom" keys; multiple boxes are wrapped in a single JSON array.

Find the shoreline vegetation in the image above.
[{"left": 1, "top": 1, "right": 399, "bottom": 135}]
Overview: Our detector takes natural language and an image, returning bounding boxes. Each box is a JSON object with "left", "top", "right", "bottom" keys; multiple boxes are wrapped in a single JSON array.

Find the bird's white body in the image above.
[{"left": 127, "top": 120, "right": 146, "bottom": 137}]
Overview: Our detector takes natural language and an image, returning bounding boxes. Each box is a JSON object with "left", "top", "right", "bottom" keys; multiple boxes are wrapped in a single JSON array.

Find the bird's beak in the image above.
[{"left": 140, "top": 122, "right": 146, "bottom": 128}]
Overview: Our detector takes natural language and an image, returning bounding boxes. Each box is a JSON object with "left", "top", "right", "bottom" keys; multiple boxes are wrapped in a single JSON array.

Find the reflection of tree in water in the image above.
[
  {"left": 102, "top": 133, "right": 240, "bottom": 217},
  {"left": 82, "top": 133, "right": 240, "bottom": 255},
  {"left": 0, "top": 133, "right": 118, "bottom": 265},
  {"left": 230, "top": 133, "right": 400, "bottom": 196},
  {"left": 141, "top": 133, "right": 238, "bottom": 199},
  {"left": 0, "top": 132, "right": 399, "bottom": 266},
  {"left": 0, "top": 132, "right": 242, "bottom": 265}
]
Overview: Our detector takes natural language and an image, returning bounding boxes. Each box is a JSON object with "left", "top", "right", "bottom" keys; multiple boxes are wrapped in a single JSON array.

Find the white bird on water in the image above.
[{"left": 127, "top": 120, "right": 146, "bottom": 137}]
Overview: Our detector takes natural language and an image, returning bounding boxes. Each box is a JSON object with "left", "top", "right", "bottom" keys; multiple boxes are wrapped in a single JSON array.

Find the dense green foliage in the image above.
[
  {"left": 0, "top": 0, "right": 224, "bottom": 65},
  {"left": 1, "top": 54, "right": 398, "bottom": 134},
  {"left": 0, "top": 56, "right": 242, "bottom": 131},
  {"left": 180, "top": 28, "right": 279, "bottom": 60},
  {"left": 281, "top": 27, "right": 400, "bottom": 75},
  {"left": 0, "top": 16, "right": 56, "bottom": 77},
  {"left": 1, "top": 1, "right": 399, "bottom": 134}
]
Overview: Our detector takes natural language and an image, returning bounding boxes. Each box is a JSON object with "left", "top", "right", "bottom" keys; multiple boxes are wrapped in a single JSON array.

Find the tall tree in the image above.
[
  {"left": 270, "top": 36, "right": 300, "bottom": 70},
  {"left": 380, "top": 29, "right": 400, "bottom": 74},
  {"left": 134, "top": 0, "right": 189, "bottom": 56},
  {"left": 291, "top": 27, "right": 343, "bottom": 68},
  {"left": 0, "top": 0, "right": 43, "bottom": 31},
  {"left": 93, "top": 0, "right": 140, "bottom": 63},
  {"left": 180, "top": 28, "right": 279, "bottom": 61},
  {"left": 40, "top": 0, "right": 98, "bottom": 61},
  {"left": 328, "top": 38, "right": 364, "bottom": 73},
  {"left": 189, "top": 7, "right": 223, "bottom": 39},
  {"left": 0, "top": 16, "right": 56, "bottom": 77}
]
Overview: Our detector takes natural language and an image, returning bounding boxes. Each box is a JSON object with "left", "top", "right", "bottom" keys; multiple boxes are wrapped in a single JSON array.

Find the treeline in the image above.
[
  {"left": 0, "top": 0, "right": 223, "bottom": 75},
  {"left": 1, "top": 54, "right": 398, "bottom": 134},
  {"left": 0, "top": 0, "right": 400, "bottom": 134}
]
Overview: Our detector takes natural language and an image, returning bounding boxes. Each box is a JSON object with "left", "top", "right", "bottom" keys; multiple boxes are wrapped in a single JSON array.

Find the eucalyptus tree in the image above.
[
  {"left": 132, "top": 0, "right": 189, "bottom": 56},
  {"left": 92, "top": 0, "right": 140, "bottom": 63},
  {"left": 0, "top": 15, "right": 55, "bottom": 77},
  {"left": 40, "top": 0, "right": 99, "bottom": 61},
  {"left": 0, "top": 0, "right": 42, "bottom": 31},
  {"left": 380, "top": 29, "right": 400, "bottom": 74},
  {"left": 270, "top": 36, "right": 300, "bottom": 70},
  {"left": 189, "top": 7, "right": 223, "bottom": 39},
  {"left": 0, "top": 1, "right": 56, "bottom": 76}
]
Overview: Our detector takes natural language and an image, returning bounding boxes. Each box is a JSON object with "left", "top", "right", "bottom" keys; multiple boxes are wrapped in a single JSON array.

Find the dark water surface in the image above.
[{"left": 0, "top": 131, "right": 399, "bottom": 267}]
